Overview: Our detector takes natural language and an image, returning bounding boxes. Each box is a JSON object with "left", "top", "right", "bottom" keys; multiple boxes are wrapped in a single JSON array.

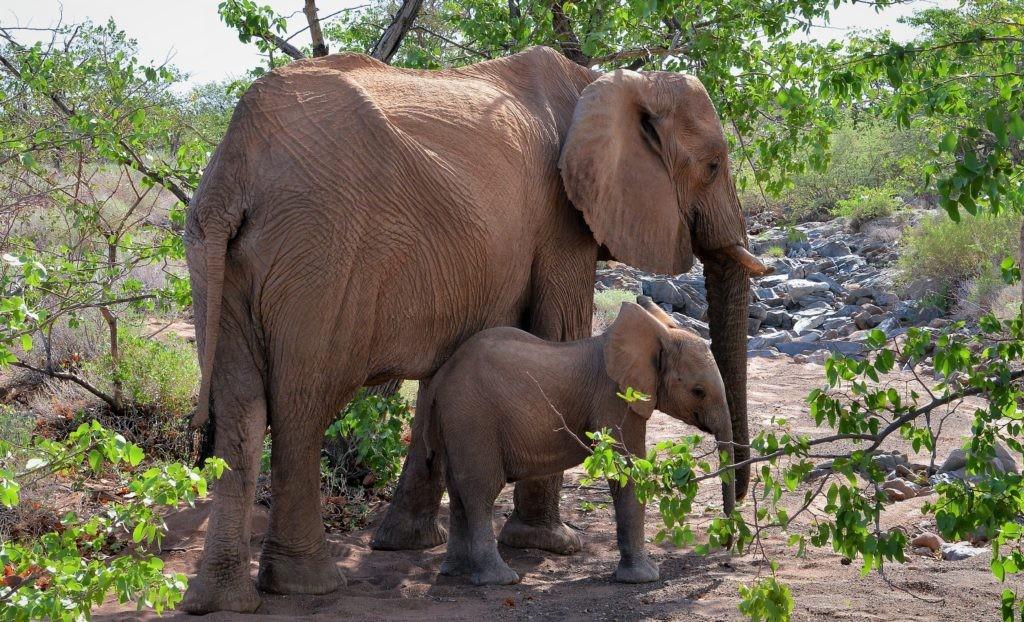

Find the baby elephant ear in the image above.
[{"left": 604, "top": 302, "right": 667, "bottom": 419}]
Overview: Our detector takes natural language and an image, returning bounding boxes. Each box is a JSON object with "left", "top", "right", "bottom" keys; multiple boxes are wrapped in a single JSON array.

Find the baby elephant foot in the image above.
[
  {"left": 469, "top": 562, "right": 521, "bottom": 586},
  {"left": 499, "top": 515, "right": 581, "bottom": 555},
  {"left": 613, "top": 556, "right": 660, "bottom": 584},
  {"left": 179, "top": 574, "right": 260, "bottom": 614},
  {"left": 257, "top": 551, "right": 346, "bottom": 595}
]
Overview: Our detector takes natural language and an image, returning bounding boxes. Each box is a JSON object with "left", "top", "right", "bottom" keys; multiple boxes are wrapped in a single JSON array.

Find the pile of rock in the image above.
[{"left": 594, "top": 212, "right": 951, "bottom": 361}]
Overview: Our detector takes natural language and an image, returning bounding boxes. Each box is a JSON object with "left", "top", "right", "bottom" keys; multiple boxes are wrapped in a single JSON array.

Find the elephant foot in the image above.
[
  {"left": 469, "top": 561, "right": 521, "bottom": 586},
  {"left": 612, "top": 556, "right": 660, "bottom": 584},
  {"left": 439, "top": 554, "right": 469, "bottom": 576},
  {"left": 371, "top": 509, "right": 448, "bottom": 551},
  {"left": 499, "top": 514, "right": 581, "bottom": 554},
  {"left": 256, "top": 551, "right": 345, "bottom": 595},
  {"left": 179, "top": 574, "right": 260, "bottom": 615}
]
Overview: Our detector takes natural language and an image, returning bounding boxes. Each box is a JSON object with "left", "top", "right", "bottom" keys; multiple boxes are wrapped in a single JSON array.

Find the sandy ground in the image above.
[{"left": 98, "top": 357, "right": 1011, "bottom": 621}]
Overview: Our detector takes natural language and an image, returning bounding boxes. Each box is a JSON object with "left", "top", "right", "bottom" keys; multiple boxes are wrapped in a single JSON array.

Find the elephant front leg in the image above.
[
  {"left": 371, "top": 379, "right": 449, "bottom": 550},
  {"left": 609, "top": 478, "right": 659, "bottom": 583}
]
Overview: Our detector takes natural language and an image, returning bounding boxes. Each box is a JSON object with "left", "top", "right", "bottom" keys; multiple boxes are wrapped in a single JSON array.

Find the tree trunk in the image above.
[
  {"left": 370, "top": 0, "right": 423, "bottom": 62},
  {"left": 304, "top": 0, "right": 329, "bottom": 57}
]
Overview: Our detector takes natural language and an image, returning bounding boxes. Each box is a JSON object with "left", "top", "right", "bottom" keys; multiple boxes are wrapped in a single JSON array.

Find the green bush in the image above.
[
  {"left": 766, "top": 245, "right": 785, "bottom": 258},
  {"left": 83, "top": 330, "right": 199, "bottom": 417},
  {"left": 832, "top": 186, "right": 903, "bottom": 230},
  {"left": 739, "top": 114, "right": 930, "bottom": 222},
  {"left": 898, "top": 212, "right": 1021, "bottom": 314},
  {"left": 324, "top": 389, "right": 412, "bottom": 489}
]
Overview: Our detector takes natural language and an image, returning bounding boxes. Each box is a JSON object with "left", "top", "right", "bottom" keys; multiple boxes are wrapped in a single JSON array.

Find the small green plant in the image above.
[
  {"left": 0, "top": 421, "right": 226, "bottom": 620},
  {"left": 738, "top": 574, "right": 794, "bottom": 622},
  {"left": 325, "top": 389, "right": 413, "bottom": 488},
  {"left": 766, "top": 245, "right": 785, "bottom": 258},
  {"left": 578, "top": 500, "right": 607, "bottom": 513},
  {"left": 784, "top": 226, "right": 807, "bottom": 245},
  {"left": 832, "top": 185, "right": 903, "bottom": 230}
]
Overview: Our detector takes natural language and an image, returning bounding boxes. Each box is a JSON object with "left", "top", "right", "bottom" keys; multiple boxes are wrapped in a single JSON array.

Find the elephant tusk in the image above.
[{"left": 722, "top": 245, "right": 774, "bottom": 276}]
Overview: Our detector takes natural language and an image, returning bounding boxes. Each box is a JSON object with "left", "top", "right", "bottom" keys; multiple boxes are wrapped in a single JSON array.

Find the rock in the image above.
[
  {"left": 872, "top": 452, "right": 910, "bottom": 472},
  {"left": 747, "top": 317, "right": 762, "bottom": 335},
  {"left": 861, "top": 303, "right": 884, "bottom": 315},
  {"left": 749, "top": 349, "right": 784, "bottom": 359},
  {"left": 793, "top": 312, "right": 827, "bottom": 335},
  {"left": 759, "top": 274, "right": 790, "bottom": 288},
  {"left": 748, "top": 304, "right": 769, "bottom": 321},
  {"left": 763, "top": 309, "right": 792, "bottom": 329},
  {"left": 813, "top": 239, "right": 852, "bottom": 258},
  {"left": 882, "top": 478, "right": 919, "bottom": 501},
  {"left": 911, "top": 532, "right": 944, "bottom": 552},
  {"left": 775, "top": 340, "right": 865, "bottom": 357},
  {"left": 939, "top": 442, "right": 1019, "bottom": 476},
  {"left": 913, "top": 547, "right": 937, "bottom": 557},
  {"left": 940, "top": 542, "right": 988, "bottom": 561},
  {"left": 782, "top": 279, "right": 830, "bottom": 304},
  {"left": 852, "top": 311, "right": 878, "bottom": 330},
  {"left": 670, "top": 313, "right": 710, "bottom": 339},
  {"left": 748, "top": 331, "right": 791, "bottom": 350}
]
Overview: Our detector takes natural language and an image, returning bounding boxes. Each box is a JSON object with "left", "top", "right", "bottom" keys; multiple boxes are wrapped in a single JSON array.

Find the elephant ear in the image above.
[
  {"left": 604, "top": 302, "right": 668, "bottom": 419},
  {"left": 559, "top": 70, "right": 692, "bottom": 275}
]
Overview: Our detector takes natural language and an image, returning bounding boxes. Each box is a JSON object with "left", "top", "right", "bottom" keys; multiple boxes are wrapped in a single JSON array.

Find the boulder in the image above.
[
  {"left": 940, "top": 542, "right": 988, "bottom": 561},
  {"left": 911, "top": 532, "right": 944, "bottom": 552},
  {"left": 783, "top": 279, "right": 830, "bottom": 303},
  {"left": 748, "top": 330, "right": 791, "bottom": 350},
  {"left": 813, "top": 239, "right": 852, "bottom": 258},
  {"left": 775, "top": 340, "right": 865, "bottom": 357}
]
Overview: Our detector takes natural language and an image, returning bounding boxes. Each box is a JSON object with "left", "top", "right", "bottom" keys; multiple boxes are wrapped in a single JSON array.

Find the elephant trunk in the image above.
[
  {"left": 714, "top": 413, "right": 736, "bottom": 518},
  {"left": 704, "top": 252, "right": 751, "bottom": 502}
]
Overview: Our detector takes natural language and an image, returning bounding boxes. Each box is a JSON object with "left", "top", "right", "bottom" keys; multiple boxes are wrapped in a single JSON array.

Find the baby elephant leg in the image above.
[
  {"left": 609, "top": 479, "right": 659, "bottom": 583},
  {"left": 445, "top": 476, "right": 519, "bottom": 586}
]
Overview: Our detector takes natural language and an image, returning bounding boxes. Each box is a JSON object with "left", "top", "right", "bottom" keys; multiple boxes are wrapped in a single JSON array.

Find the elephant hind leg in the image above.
[
  {"left": 499, "top": 474, "right": 582, "bottom": 555},
  {"left": 180, "top": 334, "right": 267, "bottom": 614},
  {"left": 257, "top": 388, "right": 346, "bottom": 595}
]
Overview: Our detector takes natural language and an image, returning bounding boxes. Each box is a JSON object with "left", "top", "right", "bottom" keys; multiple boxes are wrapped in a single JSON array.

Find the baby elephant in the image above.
[{"left": 424, "top": 297, "right": 735, "bottom": 586}]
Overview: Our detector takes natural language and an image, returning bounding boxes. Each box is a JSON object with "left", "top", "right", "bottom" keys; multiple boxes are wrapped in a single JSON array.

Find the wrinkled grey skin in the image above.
[
  {"left": 426, "top": 298, "right": 735, "bottom": 585},
  {"left": 181, "top": 45, "right": 764, "bottom": 614}
]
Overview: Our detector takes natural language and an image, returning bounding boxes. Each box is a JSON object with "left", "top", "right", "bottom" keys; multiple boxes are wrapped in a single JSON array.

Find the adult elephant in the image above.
[{"left": 181, "top": 45, "right": 768, "bottom": 614}]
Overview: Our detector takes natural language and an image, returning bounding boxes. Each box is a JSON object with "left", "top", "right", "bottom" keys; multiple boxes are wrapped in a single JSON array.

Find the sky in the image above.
[{"left": 1, "top": 0, "right": 957, "bottom": 88}]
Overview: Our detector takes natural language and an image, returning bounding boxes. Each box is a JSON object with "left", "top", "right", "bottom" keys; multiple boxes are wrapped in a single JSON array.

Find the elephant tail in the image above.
[{"left": 190, "top": 232, "right": 227, "bottom": 429}]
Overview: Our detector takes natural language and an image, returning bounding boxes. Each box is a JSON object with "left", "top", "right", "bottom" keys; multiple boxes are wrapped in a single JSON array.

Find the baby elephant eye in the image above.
[
  {"left": 691, "top": 386, "right": 706, "bottom": 399},
  {"left": 707, "top": 158, "right": 720, "bottom": 179}
]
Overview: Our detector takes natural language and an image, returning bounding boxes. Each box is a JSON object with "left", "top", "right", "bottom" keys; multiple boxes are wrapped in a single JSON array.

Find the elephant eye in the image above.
[
  {"left": 691, "top": 386, "right": 706, "bottom": 399},
  {"left": 640, "top": 112, "right": 661, "bottom": 152},
  {"left": 707, "top": 158, "right": 721, "bottom": 180}
]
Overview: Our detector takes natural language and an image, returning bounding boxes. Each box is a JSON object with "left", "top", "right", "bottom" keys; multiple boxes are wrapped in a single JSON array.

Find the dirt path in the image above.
[{"left": 99, "top": 358, "right": 1009, "bottom": 621}]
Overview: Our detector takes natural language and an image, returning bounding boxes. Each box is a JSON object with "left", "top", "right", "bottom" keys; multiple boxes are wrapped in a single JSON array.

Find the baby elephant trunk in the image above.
[{"left": 714, "top": 414, "right": 736, "bottom": 518}]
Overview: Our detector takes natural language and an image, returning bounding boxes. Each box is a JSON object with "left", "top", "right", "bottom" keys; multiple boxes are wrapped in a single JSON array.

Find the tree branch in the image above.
[
  {"left": 0, "top": 49, "right": 193, "bottom": 204},
  {"left": 303, "top": 0, "right": 329, "bottom": 57},
  {"left": 370, "top": 0, "right": 423, "bottom": 63},
  {"left": 268, "top": 34, "right": 304, "bottom": 60},
  {"left": 550, "top": 1, "right": 589, "bottom": 66},
  {"left": 12, "top": 361, "right": 120, "bottom": 411}
]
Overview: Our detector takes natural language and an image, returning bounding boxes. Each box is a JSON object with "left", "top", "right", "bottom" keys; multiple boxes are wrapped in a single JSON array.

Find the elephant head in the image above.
[
  {"left": 603, "top": 299, "right": 735, "bottom": 518},
  {"left": 559, "top": 69, "right": 767, "bottom": 499}
]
